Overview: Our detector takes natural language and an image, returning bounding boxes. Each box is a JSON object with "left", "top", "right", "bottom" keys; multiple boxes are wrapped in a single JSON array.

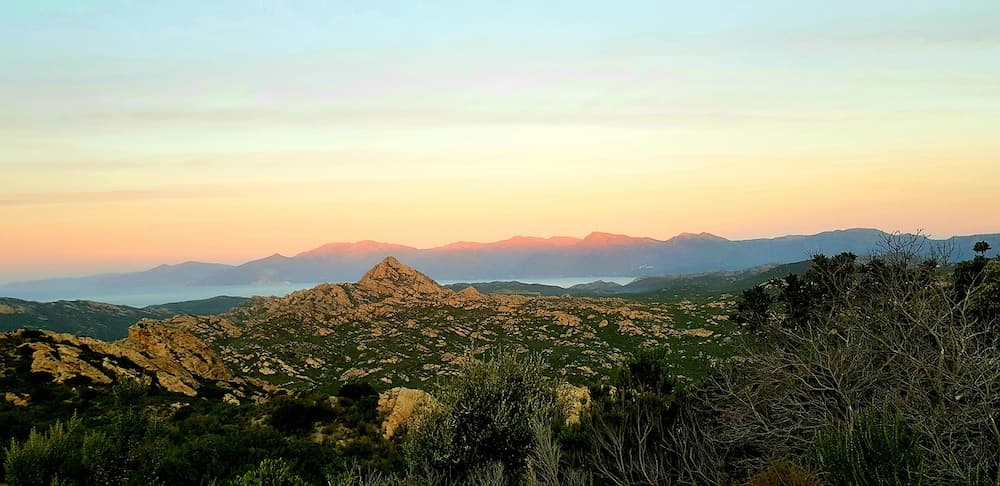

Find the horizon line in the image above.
[{"left": 5, "top": 226, "right": 1000, "bottom": 285}]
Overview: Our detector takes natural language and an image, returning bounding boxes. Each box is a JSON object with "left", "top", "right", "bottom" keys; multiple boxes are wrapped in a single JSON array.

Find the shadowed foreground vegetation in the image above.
[{"left": 4, "top": 240, "right": 1000, "bottom": 484}]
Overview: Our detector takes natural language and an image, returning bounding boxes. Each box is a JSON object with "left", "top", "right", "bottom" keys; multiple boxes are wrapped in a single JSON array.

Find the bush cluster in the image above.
[{"left": 2, "top": 379, "right": 399, "bottom": 485}]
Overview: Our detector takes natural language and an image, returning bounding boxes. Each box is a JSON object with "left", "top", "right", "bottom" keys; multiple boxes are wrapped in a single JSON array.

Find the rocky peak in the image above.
[
  {"left": 456, "top": 286, "right": 482, "bottom": 298},
  {"left": 358, "top": 257, "right": 450, "bottom": 297}
]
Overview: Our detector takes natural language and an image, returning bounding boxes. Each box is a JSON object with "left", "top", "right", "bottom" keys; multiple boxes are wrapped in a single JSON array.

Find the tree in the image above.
[
  {"left": 732, "top": 285, "right": 774, "bottom": 333},
  {"left": 973, "top": 241, "right": 992, "bottom": 257}
]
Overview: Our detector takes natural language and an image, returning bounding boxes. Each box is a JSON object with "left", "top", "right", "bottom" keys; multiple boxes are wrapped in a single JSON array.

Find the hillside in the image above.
[
  {"left": 0, "top": 298, "right": 173, "bottom": 340},
  {"left": 150, "top": 295, "right": 251, "bottom": 315},
  {"left": 5, "top": 252, "right": 998, "bottom": 485},
  {"left": 0, "top": 296, "right": 249, "bottom": 341},
  {"left": 8, "top": 257, "right": 737, "bottom": 389},
  {"left": 445, "top": 260, "right": 812, "bottom": 297},
  {"left": 158, "top": 257, "right": 739, "bottom": 390}
]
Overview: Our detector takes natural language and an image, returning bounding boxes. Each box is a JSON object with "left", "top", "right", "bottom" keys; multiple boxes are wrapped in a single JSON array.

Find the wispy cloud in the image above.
[{"left": 0, "top": 188, "right": 231, "bottom": 206}]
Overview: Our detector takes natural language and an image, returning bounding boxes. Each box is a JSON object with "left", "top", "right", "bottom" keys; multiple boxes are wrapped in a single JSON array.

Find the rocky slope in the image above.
[
  {"left": 0, "top": 318, "right": 274, "bottom": 406},
  {"left": 170, "top": 257, "right": 737, "bottom": 390},
  {"left": 1, "top": 257, "right": 736, "bottom": 407},
  {"left": 0, "top": 298, "right": 173, "bottom": 340}
]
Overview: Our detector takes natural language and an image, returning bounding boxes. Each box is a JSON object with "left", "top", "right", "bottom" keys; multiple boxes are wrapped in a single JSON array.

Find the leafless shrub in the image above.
[
  {"left": 582, "top": 390, "right": 720, "bottom": 485},
  {"left": 467, "top": 462, "right": 506, "bottom": 486},
  {"left": 527, "top": 419, "right": 562, "bottom": 486},
  {"left": 697, "top": 234, "right": 1000, "bottom": 483}
]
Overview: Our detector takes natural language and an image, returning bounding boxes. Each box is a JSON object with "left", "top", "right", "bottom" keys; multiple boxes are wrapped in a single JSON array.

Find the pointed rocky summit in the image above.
[
  {"left": 358, "top": 256, "right": 450, "bottom": 297},
  {"left": 456, "top": 286, "right": 482, "bottom": 299}
]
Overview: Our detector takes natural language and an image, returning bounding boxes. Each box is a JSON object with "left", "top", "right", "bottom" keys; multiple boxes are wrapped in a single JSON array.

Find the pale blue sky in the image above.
[{"left": 1, "top": 1, "right": 999, "bottom": 279}]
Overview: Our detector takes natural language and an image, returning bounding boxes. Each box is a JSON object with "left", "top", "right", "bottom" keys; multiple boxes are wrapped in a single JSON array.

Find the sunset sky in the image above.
[{"left": 2, "top": 1, "right": 999, "bottom": 280}]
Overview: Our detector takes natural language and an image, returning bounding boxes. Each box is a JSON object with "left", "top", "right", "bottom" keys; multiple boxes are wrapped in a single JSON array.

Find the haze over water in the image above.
[{"left": 0, "top": 277, "right": 637, "bottom": 307}]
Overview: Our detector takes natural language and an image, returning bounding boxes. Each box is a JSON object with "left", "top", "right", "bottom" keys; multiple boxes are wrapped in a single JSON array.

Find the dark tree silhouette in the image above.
[
  {"left": 973, "top": 241, "right": 991, "bottom": 257},
  {"left": 733, "top": 284, "right": 774, "bottom": 332}
]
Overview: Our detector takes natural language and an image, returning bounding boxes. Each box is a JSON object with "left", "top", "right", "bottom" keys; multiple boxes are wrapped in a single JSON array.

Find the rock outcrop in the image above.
[
  {"left": 4, "top": 392, "right": 28, "bottom": 407},
  {"left": 558, "top": 384, "right": 591, "bottom": 425},
  {"left": 375, "top": 383, "right": 589, "bottom": 440},
  {"left": 358, "top": 257, "right": 451, "bottom": 298},
  {"left": 377, "top": 387, "right": 435, "bottom": 440},
  {"left": 126, "top": 319, "right": 234, "bottom": 383},
  {"left": 2, "top": 320, "right": 271, "bottom": 400},
  {"left": 228, "top": 257, "right": 455, "bottom": 328}
]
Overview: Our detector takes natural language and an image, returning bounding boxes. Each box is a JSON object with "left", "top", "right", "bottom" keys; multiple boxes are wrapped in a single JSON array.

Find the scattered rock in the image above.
[
  {"left": 677, "top": 328, "right": 714, "bottom": 338},
  {"left": 4, "top": 392, "right": 28, "bottom": 407}
]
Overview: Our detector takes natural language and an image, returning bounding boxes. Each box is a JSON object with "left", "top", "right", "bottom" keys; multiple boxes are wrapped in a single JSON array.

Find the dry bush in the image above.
[
  {"left": 570, "top": 349, "right": 721, "bottom": 485},
  {"left": 697, "top": 235, "right": 1000, "bottom": 483}
]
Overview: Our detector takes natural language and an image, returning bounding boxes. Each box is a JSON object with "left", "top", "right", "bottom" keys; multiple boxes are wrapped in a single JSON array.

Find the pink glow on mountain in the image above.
[
  {"left": 296, "top": 240, "right": 417, "bottom": 257},
  {"left": 438, "top": 236, "right": 583, "bottom": 251}
]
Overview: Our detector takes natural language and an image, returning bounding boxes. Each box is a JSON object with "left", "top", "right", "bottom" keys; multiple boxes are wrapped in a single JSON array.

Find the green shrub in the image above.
[
  {"left": 338, "top": 382, "right": 378, "bottom": 401},
  {"left": 696, "top": 243, "right": 1000, "bottom": 482},
  {"left": 79, "top": 407, "right": 166, "bottom": 485},
  {"left": 111, "top": 376, "right": 149, "bottom": 406},
  {"left": 268, "top": 397, "right": 334, "bottom": 435},
  {"left": 964, "top": 258, "right": 1000, "bottom": 327},
  {"left": 815, "top": 407, "right": 922, "bottom": 486},
  {"left": 404, "top": 351, "right": 558, "bottom": 484},
  {"left": 228, "top": 458, "right": 309, "bottom": 486},
  {"left": 3, "top": 416, "right": 84, "bottom": 486},
  {"left": 614, "top": 347, "right": 679, "bottom": 396}
]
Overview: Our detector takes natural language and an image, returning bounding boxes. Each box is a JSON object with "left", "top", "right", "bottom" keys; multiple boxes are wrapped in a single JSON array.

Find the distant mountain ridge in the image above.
[
  {"left": 191, "top": 228, "right": 1000, "bottom": 285},
  {"left": 3, "top": 262, "right": 235, "bottom": 293},
  {"left": 3, "top": 229, "right": 998, "bottom": 294},
  {"left": 445, "top": 260, "right": 814, "bottom": 297}
]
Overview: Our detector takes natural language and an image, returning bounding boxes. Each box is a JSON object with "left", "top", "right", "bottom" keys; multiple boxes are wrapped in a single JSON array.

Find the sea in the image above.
[{"left": 0, "top": 276, "right": 636, "bottom": 308}]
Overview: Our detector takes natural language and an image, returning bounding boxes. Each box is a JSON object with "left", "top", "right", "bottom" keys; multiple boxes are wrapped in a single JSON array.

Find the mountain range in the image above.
[{"left": 3, "top": 229, "right": 997, "bottom": 298}]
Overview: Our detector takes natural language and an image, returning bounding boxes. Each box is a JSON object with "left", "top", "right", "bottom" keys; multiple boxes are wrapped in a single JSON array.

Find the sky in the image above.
[{"left": 2, "top": 0, "right": 999, "bottom": 280}]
